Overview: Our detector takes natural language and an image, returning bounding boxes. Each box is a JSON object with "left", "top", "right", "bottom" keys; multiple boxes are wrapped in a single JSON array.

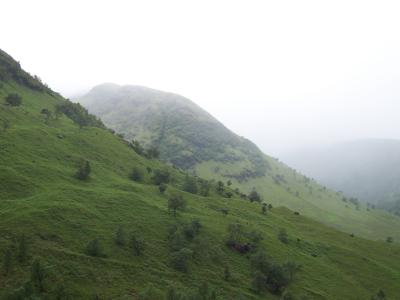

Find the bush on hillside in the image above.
[
  {"left": 183, "top": 175, "right": 198, "bottom": 194},
  {"left": 168, "top": 194, "right": 186, "bottom": 217},
  {"left": 75, "top": 160, "right": 91, "bottom": 180},
  {"left": 152, "top": 168, "right": 171, "bottom": 185},
  {"left": 55, "top": 101, "right": 104, "bottom": 129},
  {"left": 130, "top": 167, "right": 143, "bottom": 182},
  {"left": 86, "top": 239, "right": 103, "bottom": 257},
  {"left": 5, "top": 93, "right": 22, "bottom": 106}
]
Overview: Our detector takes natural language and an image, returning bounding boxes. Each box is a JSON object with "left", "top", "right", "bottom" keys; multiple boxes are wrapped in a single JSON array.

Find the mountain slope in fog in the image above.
[
  {"left": 282, "top": 139, "right": 400, "bottom": 204},
  {"left": 79, "top": 84, "right": 400, "bottom": 242}
]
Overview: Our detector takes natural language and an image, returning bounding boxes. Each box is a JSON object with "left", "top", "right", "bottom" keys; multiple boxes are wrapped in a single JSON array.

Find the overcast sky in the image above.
[{"left": 2, "top": 0, "right": 400, "bottom": 157}]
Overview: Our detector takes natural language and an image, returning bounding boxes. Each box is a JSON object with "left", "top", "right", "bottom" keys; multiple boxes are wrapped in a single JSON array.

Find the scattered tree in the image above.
[
  {"left": 31, "top": 259, "right": 46, "bottom": 292},
  {"left": 5, "top": 93, "right": 22, "bottom": 106},
  {"left": 159, "top": 183, "right": 167, "bottom": 193},
  {"left": 3, "top": 248, "right": 12, "bottom": 275},
  {"left": 168, "top": 194, "right": 186, "bottom": 217},
  {"left": 1, "top": 119, "right": 10, "bottom": 132},
  {"left": 171, "top": 248, "right": 193, "bottom": 272},
  {"left": 224, "top": 265, "right": 231, "bottom": 281},
  {"left": 278, "top": 229, "right": 289, "bottom": 244},
  {"left": 115, "top": 226, "right": 126, "bottom": 246},
  {"left": 249, "top": 189, "right": 261, "bottom": 202},
  {"left": 75, "top": 160, "right": 91, "bottom": 180},
  {"left": 386, "top": 236, "right": 393, "bottom": 243},
  {"left": 261, "top": 203, "right": 267, "bottom": 215},
  {"left": 130, "top": 235, "right": 145, "bottom": 256},
  {"left": 86, "top": 239, "right": 103, "bottom": 257},
  {"left": 183, "top": 175, "right": 198, "bottom": 194},
  {"left": 17, "top": 234, "right": 28, "bottom": 263},
  {"left": 130, "top": 167, "right": 143, "bottom": 182},
  {"left": 152, "top": 168, "right": 171, "bottom": 185}
]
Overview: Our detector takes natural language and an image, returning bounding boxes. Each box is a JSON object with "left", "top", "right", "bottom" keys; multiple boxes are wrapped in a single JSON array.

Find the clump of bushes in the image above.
[
  {"left": 5, "top": 93, "right": 22, "bottom": 106},
  {"left": 75, "top": 160, "right": 91, "bottom": 180}
]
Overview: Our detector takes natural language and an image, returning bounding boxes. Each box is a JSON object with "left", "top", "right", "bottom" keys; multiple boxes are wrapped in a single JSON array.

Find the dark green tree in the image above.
[
  {"left": 1, "top": 119, "right": 10, "bottom": 132},
  {"left": 3, "top": 248, "right": 12, "bottom": 275},
  {"left": 171, "top": 248, "right": 193, "bottom": 272},
  {"left": 115, "top": 226, "right": 126, "bottom": 246},
  {"left": 168, "top": 194, "right": 186, "bottom": 217},
  {"left": 278, "top": 229, "right": 289, "bottom": 244},
  {"left": 159, "top": 183, "right": 167, "bottom": 193},
  {"left": 183, "top": 175, "right": 198, "bottom": 194},
  {"left": 130, "top": 235, "right": 145, "bottom": 256},
  {"left": 130, "top": 167, "right": 143, "bottom": 182},
  {"left": 5, "top": 93, "right": 22, "bottom": 106},
  {"left": 152, "top": 168, "right": 171, "bottom": 185},
  {"left": 75, "top": 160, "right": 91, "bottom": 180},
  {"left": 17, "top": 234, "right": 28, "bottom": 263},
  {"left": 31, "top": 259, "right": 46, "bottom": 292},
  {"left": 86, "top": 239, "right": 103, "bottom": 257},
  {"left": 386, "top": 236, "right": 393, "bottom": 243},
  {"left": 261, "top": 203, "right": 267, "bottom": 214},
  {"left": 249, "top": 189, "right": 261, "bottom": 202}
]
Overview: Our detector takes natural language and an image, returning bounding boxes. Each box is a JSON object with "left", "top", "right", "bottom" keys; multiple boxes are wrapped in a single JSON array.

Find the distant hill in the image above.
[
  {"left": 281, "top": 139, "right": 400, "bottom": 204},
  {"left": 4, "top": 48, "right": 400, "bottom": 299},
  {"left": 79, "top": 84, "right": 400, "bottom": 242}
]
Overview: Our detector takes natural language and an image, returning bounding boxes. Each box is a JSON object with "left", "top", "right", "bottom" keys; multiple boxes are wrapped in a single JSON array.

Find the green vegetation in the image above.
[
  {"left": 1, "top": 49, "right": 400, "bottom": 299},
  {"left": 79, "top": 83, "right": 400, "bottom": 243}
]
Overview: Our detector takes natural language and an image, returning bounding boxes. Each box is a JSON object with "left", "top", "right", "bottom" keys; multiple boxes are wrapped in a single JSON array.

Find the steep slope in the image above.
[
  {"left": 79, "top": 84, "right": 400, "bottom": 242},
  {"left": 2, "top": 49, "right": 400, "bottom": 300},
  {"left": 281, "top": 139, "right": 400, "bottom": 205}
]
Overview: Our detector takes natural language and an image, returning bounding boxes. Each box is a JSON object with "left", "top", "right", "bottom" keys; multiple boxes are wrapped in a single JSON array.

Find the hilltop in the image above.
[
  {"left": 1, "top": 49, "right": 400, "bottom": 299},
  {"left": 79, "top": 84, "right": 400, "bottom": 242}
]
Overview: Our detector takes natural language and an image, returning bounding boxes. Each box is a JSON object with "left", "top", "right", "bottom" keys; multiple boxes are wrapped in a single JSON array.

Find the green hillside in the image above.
[
  {"left": 79, "top": 84, "right": 400, "bottom": 243},
  {"left": 1, "top": 49, "right": 400, "bottom": 299}
]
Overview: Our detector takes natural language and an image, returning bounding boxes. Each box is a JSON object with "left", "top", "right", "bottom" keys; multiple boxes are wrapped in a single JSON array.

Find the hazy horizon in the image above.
[{"left": 2, "top": 0, "right": 400, "bottom": 157}]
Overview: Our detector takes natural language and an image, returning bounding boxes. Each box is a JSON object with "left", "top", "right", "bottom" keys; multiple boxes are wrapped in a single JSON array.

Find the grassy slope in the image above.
[
  {"left": 79, "top": 84, "right": 400, "bottom": 243},
  {"left": 1, "top": 62, "right": 400, "bottom": 299},
  {"left": 195, "top": 157, "right": 400, "bottom": 243}
]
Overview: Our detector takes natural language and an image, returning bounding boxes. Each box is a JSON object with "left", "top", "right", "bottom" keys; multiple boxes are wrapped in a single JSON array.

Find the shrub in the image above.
[
  {"left": 183, "top": 175, "right": 198, "bottom": 194},
  {"left": 183, "top": 219, "right": 201, "bottom": 240},
  {"left": 5, "top": 93, "right": 22, "bottom": 106},
  {"left": 115, "top": 226, "right": 126, "bottom": 246},
  {"left": 159, "top": 183, "right": 167, "bottom": 193},
  {"left": 278, "top": 229, "right": 289, "bottom": 244},
  {"left": 386, "top": 236, "right": 393, "bottom": 243},
  {"left": 152, "top": 168, "right": 171, "bottom": 185},
  {"left": 86, "top": 239, "right": 103, "bottom": 257},
  {"left": 3, "top": 248, "right": 12, "bottom": 275},
  {"left": 130, "top": 167, "right": 143, "bottom": 182},
  {"left": 55, "top": 101, "right": 104, "bottom": 129},
  {"left": 168, "top": 194, "right": 186, "bottom": 217},
  {"left": 261, "top": 203, "right": 267, "bottom": 214},
  {"left": 130, "top": 235, "right": 145, "bottom": 256},
  {"left": 249, "top": 189, "right": 261, "bottom": 202},
  {"left": 1, "top": 119, "right": 10, "bottom": 132},
  {"left": 75, "top": 160, "right": 91, "bottom": 180},
  {"left": 171, "top": 248, "right": 193, "bottom": 272},
  {"left": 31, "top": 259, "right": 46, "bottom": 292},
  {"left": 17, "top": 234, "right": 28, "bottom": 263}
]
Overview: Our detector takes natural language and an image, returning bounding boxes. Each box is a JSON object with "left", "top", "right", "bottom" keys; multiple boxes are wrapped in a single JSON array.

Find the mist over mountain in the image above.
[{"left": 281, "top": 139, "right": 400, "bottom": 204}]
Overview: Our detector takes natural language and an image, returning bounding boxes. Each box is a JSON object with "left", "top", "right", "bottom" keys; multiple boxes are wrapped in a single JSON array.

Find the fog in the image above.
[{"left": 2, "top": 0, "right": 400, "bottom": 157}]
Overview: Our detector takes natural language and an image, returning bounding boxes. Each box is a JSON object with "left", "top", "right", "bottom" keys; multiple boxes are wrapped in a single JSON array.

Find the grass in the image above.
[{"left": 0, "top": 59, "right": 400, "bottom": 299}]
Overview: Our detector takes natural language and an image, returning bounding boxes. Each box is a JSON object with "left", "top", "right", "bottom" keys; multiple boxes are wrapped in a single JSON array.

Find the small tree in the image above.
[
  {"left": 40, "top": 108, "right": 52, "bottom": 124},
  {"left": 17, "top": 234, "right": 28, "bottom": 263},
  {"left": 224, "top": 265, "right": 231, "bottom": 281},
  {"left": 159, "top": 183, "right": 167, "bottom": 193},
  {"left": 168, "top": 194, "right": 186, "bottom": 217},
  {"left": 75, "top": 160, "right": 91, "bottom": 180},
  {"left": 227, "top": 180, "right": 232, "bottom": 186},
  {"left": 115, "top": 226, "right": 126, "bottom": 246},
  {"left": 386, "top": 236, "right": 393, "bottom": 243},
  {"left": 1, "top": 119, "right": 10, "bottom": 132},
  {"left": 152, "top": 169, "right": 170, "bottom": 185},
  {"left": 130, "top": 167, "right": 143, "bottom": 182},
  {"left": 183, "top": 175, "right": 198, "bottom": 194},
  {"left": 171, "top": 248, "right": 193, "bottom": 272},
  {"left": 261, "top": 203, "right": 267, "bottom": 215},
  {"left": 86, "top": 239, "right": 103, "bottom": 257},
  {"left": 278, "top": 229, "right": 289, "bottom": 244},
  {"left": 3, "top": 248, "right": 12, "bottom": 275},
  {"left": 268, "top": 204, "right": 273, "bottom": 209},
  {"left": 130, "top": 235, "right": 145, "bottom": 256},
  {"left": 146, "top": 166, "right": 152, "bottom": 174},
  {"left": 249, "top": 189, "right": 261, "bottom": 202},
  {"left": 5, "top": 93, "right": 22, "bottom": 106},
  {"left": 31, "top": 259, "right": 46, "bottom": 292}
]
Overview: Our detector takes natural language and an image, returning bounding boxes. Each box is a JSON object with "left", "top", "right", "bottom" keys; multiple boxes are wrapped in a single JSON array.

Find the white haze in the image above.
[{"left": 2, "top": 0, "right": 400, "bottom": 157}]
